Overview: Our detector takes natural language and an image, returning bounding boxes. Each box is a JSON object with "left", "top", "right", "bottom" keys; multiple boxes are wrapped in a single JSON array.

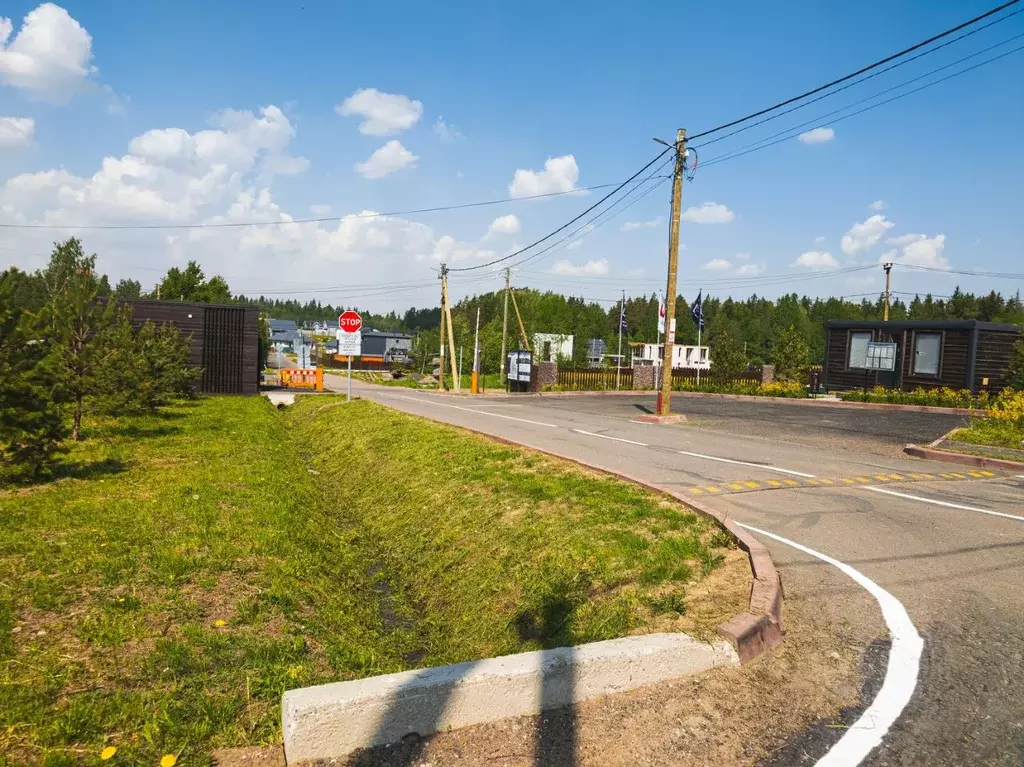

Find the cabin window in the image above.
[
  {"left": 913, "top": 332, "right": 941, "bottom": 376},
  {"left": 847, "top": 331, "right": 872, "bottom": 369}
]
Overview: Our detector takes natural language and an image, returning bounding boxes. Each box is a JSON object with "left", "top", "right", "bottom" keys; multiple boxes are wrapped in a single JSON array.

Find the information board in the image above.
[{"left": 864, "top": 341, "right": 897, "bottom": 371}]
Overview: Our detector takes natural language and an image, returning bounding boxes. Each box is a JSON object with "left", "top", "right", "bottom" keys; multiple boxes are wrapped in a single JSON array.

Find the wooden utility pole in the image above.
[
  {"left": 657, "top": 128, "right": 686, "bottom": 416},
  {"left": 440, "top": 264, "right": 460, "bottom": 392},
  {"left": 471, "top": 305, "right": 481, "bottom": 394},
  {"left": 883, "top": 262, "right": 893, "bottom": 321},
  {"left": 510, "top": 285, "right": 530, "bottom": 352},
  {"left": 500, "top": 268, "right": 510, "bottom": 383},
  {"left": 438, "top": 267, "right": 446, "bottom": 391}
]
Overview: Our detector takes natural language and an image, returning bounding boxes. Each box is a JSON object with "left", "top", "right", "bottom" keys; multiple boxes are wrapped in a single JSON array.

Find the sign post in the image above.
[{"left": 338, "top": 311, "right": 363, "bottom": 402}]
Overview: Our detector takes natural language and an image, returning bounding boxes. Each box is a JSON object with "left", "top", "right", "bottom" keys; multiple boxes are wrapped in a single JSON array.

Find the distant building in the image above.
[
  {"left": 334, "top": 329, "right": 414, "bottom": 365},
  {"left": 269, "top": 319, "right": 300, "bottom": 351},
  {"left": 631, "top": 342, "right": 710, "bottom": 370},
  {"left": 533, "top": 333, "right": 574, "bottom": 362},
  {"left": 586, "top": 338, "right": 607, "bottom": 367}
]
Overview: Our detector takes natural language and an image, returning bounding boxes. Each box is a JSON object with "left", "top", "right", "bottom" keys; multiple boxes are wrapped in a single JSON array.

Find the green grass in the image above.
[
  {"left": 949, "top": 419, "right": 1024, "bottom": 451},
  {"left": 0, "top": 396, "right": 740, "bottom": 765}
]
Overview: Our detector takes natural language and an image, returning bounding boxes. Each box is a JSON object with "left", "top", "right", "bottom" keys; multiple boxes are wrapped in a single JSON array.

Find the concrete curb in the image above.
[
  {"left": 282, "top": 633, "right": 737, "bottom": 763},
  {"left": 635, "top": 413, "right": 687, "bottom": 424},
  {"left": 904, "top": 443, "right": 1024, "bottom": 471}
]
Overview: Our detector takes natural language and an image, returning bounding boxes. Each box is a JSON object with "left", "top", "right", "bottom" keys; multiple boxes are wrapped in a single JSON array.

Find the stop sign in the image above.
[{"left": 338, "top": 311, "right": 362, "bottom": 333}]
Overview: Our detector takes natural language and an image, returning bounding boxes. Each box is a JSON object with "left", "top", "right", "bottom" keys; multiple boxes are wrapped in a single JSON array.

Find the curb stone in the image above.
[{"left": 904, "top": 443, "right": 1024, "bottom": 471}]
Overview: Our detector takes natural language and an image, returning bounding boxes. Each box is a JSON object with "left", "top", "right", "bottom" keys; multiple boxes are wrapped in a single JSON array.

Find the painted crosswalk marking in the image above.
[{"left": 684, "top": 469, "right": 1000, "bottom": 496}]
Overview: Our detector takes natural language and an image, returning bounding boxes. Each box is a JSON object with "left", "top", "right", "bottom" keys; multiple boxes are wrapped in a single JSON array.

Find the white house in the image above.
[
  {"left": 632, "top": 342, "right": 711, "bottom": 370},
  {"left": 533, "top": 333, "right": 574, "bottom": 362}
]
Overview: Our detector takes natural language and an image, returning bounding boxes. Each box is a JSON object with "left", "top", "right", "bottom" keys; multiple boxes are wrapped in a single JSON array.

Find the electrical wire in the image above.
[
  {"left": 697, "top": 40, "right": 1024, "bottom": 171},
  {"left": 691, "top": 6, "right": 1024, "bottom": 150},
  {"left": 686, "top": 0, "right": 1022, "bottom": 142},
  {"left": 898, "top": 264, "right": 1024, "bottom": 279},
  {"left": 447, "top": 147, "right": 674, "bottom": 273}
]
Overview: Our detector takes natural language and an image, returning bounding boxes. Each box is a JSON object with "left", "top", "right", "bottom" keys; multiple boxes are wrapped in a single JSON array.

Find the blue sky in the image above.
[{"left": 0, "top": 0, "right": 1021, "bottom": 310}]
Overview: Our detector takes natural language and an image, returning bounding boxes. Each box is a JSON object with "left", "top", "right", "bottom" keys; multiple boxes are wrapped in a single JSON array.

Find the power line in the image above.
[
  {"left": 899, "top": 264, "right": 1024, "bottom": 279},
  {"left": 447, "top": 147, "right": 674, "bottom": 273},
  {"left": 698, "top": 41, "right": 1024, "bottom": 171},
  {"left": 686, "top": 0, "right": 1022, "bottom": 142},
  {"left": 690, "top": 7, "right": 1024, "bottom": 150},
  {"left": 0, "top": 180, "right": 636, "bottom": 232}
]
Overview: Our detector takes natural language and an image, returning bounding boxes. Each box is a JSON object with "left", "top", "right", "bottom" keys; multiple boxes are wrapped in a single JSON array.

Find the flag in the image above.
[
  {"left": 691, "top": 291, "right": 705, "bottom": 331},
  {"left": 619, "top": 298, "right": 628, "bottom": 334},
  {"left": 657, "top": 296, "right": 666, "bottom": 334}
]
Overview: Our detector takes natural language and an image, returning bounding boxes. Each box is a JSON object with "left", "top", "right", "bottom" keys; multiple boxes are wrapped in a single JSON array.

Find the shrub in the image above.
[
  {"left": 990, "top": 389, "right": 1024, "bottom": 427},
  {"left": 840, "top": 386, "right": 982, "bottom": 409}
]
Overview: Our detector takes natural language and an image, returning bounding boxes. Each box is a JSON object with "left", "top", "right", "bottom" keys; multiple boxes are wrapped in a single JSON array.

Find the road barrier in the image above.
[{"left": 280, "top": 367, "right": 324, "bottom": 392}]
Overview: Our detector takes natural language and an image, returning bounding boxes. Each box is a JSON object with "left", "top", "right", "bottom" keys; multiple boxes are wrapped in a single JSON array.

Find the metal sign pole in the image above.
[{"left": 348, "top": 355, "right": 352, "bottom": 402}]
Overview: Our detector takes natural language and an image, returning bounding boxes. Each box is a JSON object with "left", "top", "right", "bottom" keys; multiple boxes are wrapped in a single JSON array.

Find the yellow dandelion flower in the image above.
[
  {"left": 100, "top": 746, "right": 117, "bottom": 760},
  {"left": 213, "top": 619, "right": 227, "bottom": 627},
  {"left": 160, "top": 755, "right": 177, "bottom": 767}
]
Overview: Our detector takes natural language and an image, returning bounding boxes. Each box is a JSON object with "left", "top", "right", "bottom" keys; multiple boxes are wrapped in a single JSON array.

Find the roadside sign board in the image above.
[
  {"left": 337, "top": 330, "right": 362, "bottom": 357},
  {"left": 338, "top": 311, "right": 362, "bottom": 333},
  {"left": 865, "top": 341, "right": 897, "bottom": 371},
  {"left": 507, "top": 350, "right": 532, "bottom": 383}
]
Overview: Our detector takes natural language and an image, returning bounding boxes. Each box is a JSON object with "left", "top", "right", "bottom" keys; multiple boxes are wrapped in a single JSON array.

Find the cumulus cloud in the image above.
[
  {"left": 798, "top": 127, "right": 835, "bottom": 145},
  {"left": 881, "top": 233, "right": 949, "bottom": 270},
  {"left": 0, "top": 3, "right": 95, "bottom": 101},
  {"left": 621, "top": 216, "right": 663, "bottom": 231},
  {"left": 484, "top": 213, "right": 519, "bottom": 239},
  {"left": 735, "top": 263, "right": 763, "bottom": 276},
  {"left": 682, "top": 202, "right": 735, "bottom": 224},
  {"left": 433, "top": 116, "right": 464, "bottom": 141},
  {"left": 550, "top": 258, "right": 609, "bottom": 277},
  {"left": 0, "top": 116, "right": 34, "bottom": 147},
  {"left": 336, "top": 88, "right": 422, "bottom": 135},
  {"left": 702, "top": 258, "right": 732, "bottom": 271},
  {"left": 841, "top": 214, "right": 894, "bottom": 256},
  {"left": 508, "top": 155, "right": 579, "bottom": 198},
  {"left": 354, "top": 140, "right": 418, "bottom": 179},
  {"left": 792, "top": 250, "right": 839, "bottom": 269},
  {"left": 868, "top": 200, "right": 885, "bottom": 211},
  {"left": 701, "top": 255, "right": 762, "bottom": 275}
]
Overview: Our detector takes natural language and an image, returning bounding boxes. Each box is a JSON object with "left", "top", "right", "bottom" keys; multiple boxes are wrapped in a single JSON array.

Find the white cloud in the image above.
[
  {"left": 702, "top": 258, "right": 732, "bottom": 271},
  {"left": 814, "top": 236, "right": 826, "bottom": 246},
  {"left": 566, "top": 240, "right": 583, "bottom": 250},
  {"left": 734, "top": 251, "right": 751, "bottom": 261},
  {"left": 881, "top": 233, "right": 949, "bottom": 270},
  {"left": 484, "top": 213, "right": 519, "bottom": 239},
  {"left": 310, "top": 203, "right": 331, "bottom": 215},
  {"left": 550, "top": 258, "right": 609, "bottom": 277},
  {"left": 868, "top": 200, "right": 885, "bottom": 211},
  {"left": 508, "top": 155, "right": 579, "bottom": 198},
  {"left": 262, "top": 154, "right": 310, "bottom": 176},
  {"left": 701, "top": 256, "right": 763, "bottom": 275},
  {"left": 734, "top": 263, "right": 763, "bottom": 276},
  {"left": 433, "top": 116, "right": 464, "bottom": 141},
  {"left": 841, "top": 214, "right": 894, "bottom": 256},
  {"left": 0, "top": 3, "right": 95, "bottom": 101},
  {"left": 682, "top": 202, "right": 734, "bottom": 224},
  {"left": 336, "top": 88, "right": 422, "bottom": 136},
  {"left": 0, "top": 116, "right": 34, "bottom": 147},
  {"left": 797, "top": 127, "right": 835, "bottom": 145},
  {"left": 354, "top": 140, "right": 418, "bottom": 179},
  {"left": 621, "top": 216, "right": 663, "bottom": 231},
  {"left": 792, "top": 250, "right": 839, "bottom": 269}
]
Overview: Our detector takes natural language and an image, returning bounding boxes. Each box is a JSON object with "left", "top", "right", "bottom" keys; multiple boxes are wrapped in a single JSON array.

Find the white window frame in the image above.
[{"left": 847, "top": 331, "right": 872, "bottom": 369}]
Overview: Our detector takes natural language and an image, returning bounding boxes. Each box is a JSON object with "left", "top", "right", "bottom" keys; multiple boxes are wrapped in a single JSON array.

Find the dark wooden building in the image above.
[
  {"left": 825, "top": 320, "right": 1021, "bottom": 394},
  {"left": 125, "top": 300, "right": 260, "bottom": 395}
]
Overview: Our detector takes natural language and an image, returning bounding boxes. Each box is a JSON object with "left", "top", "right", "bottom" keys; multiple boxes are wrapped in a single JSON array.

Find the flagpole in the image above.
[
  {"left": 696, "top": 322, "right": 702, "bottom": 387},
  {"left": 616, "top": 291, "right": 624, "bottom": 391}
]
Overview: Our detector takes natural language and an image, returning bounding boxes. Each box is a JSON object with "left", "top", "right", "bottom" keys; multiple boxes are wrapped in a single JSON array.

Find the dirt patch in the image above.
[
  {"left": 213, "top": 745, "right": 286, "bottom": 766},
  {"left": 295, "top": 599, "right": 864, "bottom": 767}
]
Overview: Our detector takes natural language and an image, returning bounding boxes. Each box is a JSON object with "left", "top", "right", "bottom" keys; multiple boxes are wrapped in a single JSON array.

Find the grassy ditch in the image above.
[{"left": 0, "top": 396, "right": 745, "bottom": 765}]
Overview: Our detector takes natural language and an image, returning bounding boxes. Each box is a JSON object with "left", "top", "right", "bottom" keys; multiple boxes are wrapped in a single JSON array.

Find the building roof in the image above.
[
  {"left": 363, "top": 329, "right": 413, "bottom": 339},
  {"left": 826, "top": 319, "right": 1021, "bottom": 332},
  {"left": 269, "top": 318, "right": 299, "bottom": 332}
]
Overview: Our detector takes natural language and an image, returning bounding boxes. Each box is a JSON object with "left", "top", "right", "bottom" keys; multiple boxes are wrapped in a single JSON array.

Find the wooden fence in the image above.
[
  {"left": 557, "top": 367, "right": 633, "bottom": 391},
  {"left": 670, "top": 368, "right": 761, "bottom": 389}
]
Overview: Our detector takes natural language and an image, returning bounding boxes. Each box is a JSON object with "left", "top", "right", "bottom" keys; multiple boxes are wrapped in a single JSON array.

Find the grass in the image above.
[
  {"left": 0, "top": 396, "right": 743, "bottom": 765},
  {"left": 948, "top": 419, "right": 1024, "bottom": 453}
]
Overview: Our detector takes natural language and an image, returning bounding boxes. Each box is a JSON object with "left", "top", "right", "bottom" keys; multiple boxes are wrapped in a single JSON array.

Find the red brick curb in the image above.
[
  {"left": 439, "top": 428, "right": 784, "bottom": 664},
  {"left": 904, "top": 444, "right": 1024, "bottom": 471},
  {"left": 634, "top": 414, "right": 687, "bottom": 424}
]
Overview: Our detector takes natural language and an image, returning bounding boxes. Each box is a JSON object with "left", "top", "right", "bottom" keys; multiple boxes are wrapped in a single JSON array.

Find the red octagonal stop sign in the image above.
[{"left": 338, "top": 311, "right": 362, "bottom": 333}]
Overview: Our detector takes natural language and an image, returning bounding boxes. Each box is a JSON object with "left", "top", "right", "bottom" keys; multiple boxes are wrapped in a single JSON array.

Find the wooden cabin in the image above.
[{"left": 824, "top": 320, "right": 1020, "bottom": 394}]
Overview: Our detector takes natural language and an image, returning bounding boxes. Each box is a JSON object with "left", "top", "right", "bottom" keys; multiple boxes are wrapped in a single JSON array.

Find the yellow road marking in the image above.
[
  {"left": 767, "top": 480, "right": 782, "bottom": 487},
  {"left": 950, "top": 473, "right": 966, "bottom": 479},
  {"left": 980, "top": 470, "right": 994, "bottom": 477},
  {"left": 706, "top": 486, "right": 721, "bottom": 493},
  {"left": 820, "top": 479, "right": 834, "bottom": 485},
  {"left": 968, "top": 471, "right": 984, "bottom": 478},
  {"left": 806, "top": 479, "right": 820, "bottom": 485},
  {"left": 855, "top": 477, "right": 870, "bottom": 483},
  {"left": 842, "top": 478, "right": 855, "bottom": 484},
  {"left": 745, "top": 481, "right": 760, "bottom": 488},
  {"left": 874, "top": 475, "right": 890, "bottom": 482},
  {"left": 729, "top": 483, "right": 744, "bottom": 490},
  {"left": 689, "top": 488, "right": 703, "bottom": 495},
  {"left": 784, "top": 479, "right": 799, "bottom": 486},
  {"left": 888, "top": 474, "right": 905, "bottom": 480}
]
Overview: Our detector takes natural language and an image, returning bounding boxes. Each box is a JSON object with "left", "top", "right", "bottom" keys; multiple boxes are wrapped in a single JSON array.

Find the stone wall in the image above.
[
  {"left": 530, "top": 361, "right": 558, "bottom": 392},
  {"left": 759, "top": 364, "right": 775, "bottom": 385},
  {"left": 633, "top": 365, "right": 655, "bottom": 390}
]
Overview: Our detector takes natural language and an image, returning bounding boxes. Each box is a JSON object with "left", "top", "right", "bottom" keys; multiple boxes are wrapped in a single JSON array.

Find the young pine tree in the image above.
[
  {"left": 710, "top": 326, "right": 747, "bottom": 379},
  {"left": 771, "top": 325, "right": 811, "bottom": 383}
]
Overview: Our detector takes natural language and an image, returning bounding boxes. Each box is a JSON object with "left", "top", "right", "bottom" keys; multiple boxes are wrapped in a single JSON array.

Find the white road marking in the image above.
[
  {"left": 389, "top": 395, "right": 560, "bottom": 428},
  {"left": 737, "top": 522, "right": 922, "bottom": 767},
  {"left": 863, "top": 485, "right": 1024, "bottom": 523},
  {"left": 571, "top": 428, "right": 649, "bottom": 446},
  {"left": 676, "top": 449, "right": 816, "bottom": 478}
]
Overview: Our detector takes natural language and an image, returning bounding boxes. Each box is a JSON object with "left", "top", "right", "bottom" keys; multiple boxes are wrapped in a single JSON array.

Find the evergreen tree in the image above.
[
  {"left": 113, "top": 278, "right": 142, "bottom": 299},
  {"left": 771, "top": 324, "right": 811, "bottom": 382},
  {"left": 710, "top": 326, "right": 747, "bottom": 378},
  {"left": 1007, "top": 338, "right": 1024, "bottom": 390}
]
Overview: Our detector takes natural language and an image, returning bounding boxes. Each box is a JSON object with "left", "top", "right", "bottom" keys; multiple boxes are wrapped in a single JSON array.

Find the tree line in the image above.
[{"left": 1, "top": 240, "right": 198, "bottom": 481}]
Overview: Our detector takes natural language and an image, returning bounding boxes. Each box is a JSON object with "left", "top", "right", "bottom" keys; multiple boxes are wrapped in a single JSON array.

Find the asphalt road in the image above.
[{"left": 325, "top": 378, "right": 1024, "bottom": 766}]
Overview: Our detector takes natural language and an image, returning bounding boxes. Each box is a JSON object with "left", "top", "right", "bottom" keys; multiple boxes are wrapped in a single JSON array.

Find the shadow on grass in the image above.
[
  {"left": 347, "top": 590, "right": 581, "bottom": 766},
  {"left": 52, "top": 457, "right": 128, "bottom": 481},
  {"left": 103, "top": 423, "right": 182, "bottom": 439}
]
